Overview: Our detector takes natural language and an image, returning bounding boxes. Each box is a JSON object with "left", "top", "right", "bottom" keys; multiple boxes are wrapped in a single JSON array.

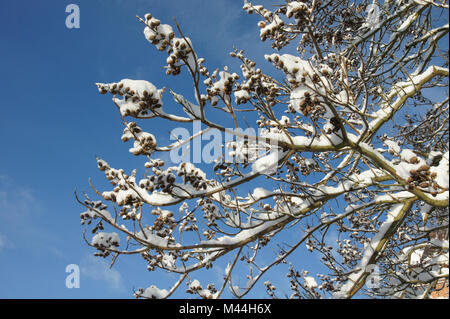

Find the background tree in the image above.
[{"left": 78, "top": 0, "right": 449, "bottom": 299}]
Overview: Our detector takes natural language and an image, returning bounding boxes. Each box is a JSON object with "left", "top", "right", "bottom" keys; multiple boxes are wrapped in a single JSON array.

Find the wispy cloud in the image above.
[
  {"left": 0, "top": 176, "right": 62, "bottom": 257},
  {"left": 0, "top": 179, "right": 41, "bottom": 221},
  {"left": 80, "top": 255, "right": 125, "bottom": 292}
]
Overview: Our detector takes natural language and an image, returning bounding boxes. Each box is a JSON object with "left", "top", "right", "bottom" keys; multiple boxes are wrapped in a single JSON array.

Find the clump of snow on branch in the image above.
[{"left": 96, "top": 79, "right": 164, "bottom": 117}]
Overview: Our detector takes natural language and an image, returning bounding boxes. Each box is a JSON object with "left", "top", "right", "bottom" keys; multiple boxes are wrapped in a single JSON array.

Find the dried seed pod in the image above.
[
  {"left": 418, "top": 165, "right": 430, "bottom": 172},
  {"left": 419, "top": 182, "right": 429, "bottom": 188},
  {"left": 304, "top": 105, "right": 311, "bottom": 115},
  {"left": 312, "top": 73, "right": 320, "bottom": 83},
  {"left": 298, "top": 99, "right": 307, "bottom": 109}
]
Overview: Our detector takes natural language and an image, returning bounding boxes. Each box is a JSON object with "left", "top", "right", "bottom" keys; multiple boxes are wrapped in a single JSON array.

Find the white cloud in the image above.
[
  {"left": 81, "top": 255, "right": 124, "bottom": 291},
  {"left": 0, "top": 178, "right": 61, "bottom": 257},
  {"left": 0, "top": 183, "right": 40, "bottom": 221}
]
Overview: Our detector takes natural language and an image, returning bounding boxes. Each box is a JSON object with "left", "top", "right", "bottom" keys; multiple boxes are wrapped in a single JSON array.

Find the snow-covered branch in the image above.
[{"left": 80, "top": 0, "right": 449, "bottom": 299}]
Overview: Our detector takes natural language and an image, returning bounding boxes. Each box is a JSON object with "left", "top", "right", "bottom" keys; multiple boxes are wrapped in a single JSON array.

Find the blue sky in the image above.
[
  {"left": 6, "top": 0, "right": 445, "bottom": 300},
  {"left": 0, "top": 0, "right": 299, "bottom": 299},
  {"left": 0, "top": 0, "right": 446, "bottom": 299}
]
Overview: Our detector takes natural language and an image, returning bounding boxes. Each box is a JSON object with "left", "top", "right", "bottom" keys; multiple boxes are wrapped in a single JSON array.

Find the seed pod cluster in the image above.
[
  {"left": 266, "top": 54, "right": 289, "bottom": 74},
  {"left": 96, "top": 158, "right": 121, "bottom": 186},
  {"left": 259, "top": 14, "right": 284, "bottom": 42},
  {"left": 91, "top": 220, "right": 105, "bottom": 234},
  {"left": 199, "top": 198, "right": 220, "bottom": 227},
  {"left": 177, "top": 162, "right": 208, "bottom": 190},
  {"left": 263, "top": 281, "right": 277, "bottom": 297},
  {"left": 151, "top": 208, "right": 176, "bottom": 234},
  {"left": 139, "top": 178, "right": 155, "bottom": 192},
  {"left": 291, "top": 154, "right": 320, "bottom": 176},
  {"left": 143, "top": 13, "right": 175, "bottom": 51},
  {"left": 144, "top": 158, "right": 165, "bottom": 169},
  {"left": 243, "top": 2, "right": 269, "bottom": 16},
  {"left": 406, "top": 164, "right": 440, "bottom": 194},
  {"left": 131, "top": 132, "right": 157, "bottom": 156},
  {"left": 186, "top": 280, "right": 203, "bottom": 294},
  {"left": 140, "top": 252, "right": 161, "bottom": 272},
  {"left": 197, "top": 57, "right": 209, "bottom": 76},
  {"left": 165, "top": 37, "right": 194, "bottom": 75},
  {"left": 213, "top": 162, "right": 232, "bottom": 178},
  {"left": 97, "top": 158, "right": 109, "bottom": 172},
  {"left": 247, "top": 1, "right": 313, "bottom": 49},
  {"left": 202, "top": 229, "right": 216, "bottom": 240},
  {"left": 230, "top": 50, "right": 280, "bottom": 107},
  {"left": 142, "top": 13, "right": 200, "bottom": 77},
  {"left": 266, "top": 53, "right": 329, "bottom": 116},
  {"left": 283, "top": 161, "right": 300, "bottom": 187},
  {"left": 298, "top": 91, "right": 321, "bottom": 116},
  {"left": 256, "top": 115, "right": 270, "bottom": 128},
  {"left": 80, "top": 210, "right": 94, "bottom": 226},
  {"left": 244, "top": 0, "right": 366, "bottom": 53},
  {"left": 116, "top": 190, "right": 136, "bottom": 207},
  {"left": 122, "top": 122, "right": 157, "bottom": 156},
  {"left": 149, "top": 171, "right": 176, "bottom": 193},
  {"left": 285, "top": 1, "right": 310, "bottom": 20},
  {"left": 179, "top": 212, "right": 198, "bottom": 233},
  {"left": 337, "top": 239, "right": 360, "bottom": 267},
  {"left": 91, "top": 232, "right": 120, "bottom": 250},
  {"left": 234, "top": 89, "right": 251, "bottom": 105},
  {"left": 119, "top": 204, "right": 139, "bottom": 220},
  {"left": 121, "top": 122, "right": 139, "bottom": 142},
  {"left": 104, "top": 167, "right": 120, "bottom": 184},
  {"left": 243, "top": 2, "right": 292, "bottom": 49},
  {"left": 80, "top": 200, "right": 108, "bottom": 225},
  {"left": 95, "top": 159, "right": 150, "bottom": 210},
  {"left": 203, "top": 68, "right": 240, "bottom": 106},
  {"left": 258, "top": 115, "right": 292, "bottom": 130},
  {"left": 96, "top": 80, "right": 163, "bottom": 117}
]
